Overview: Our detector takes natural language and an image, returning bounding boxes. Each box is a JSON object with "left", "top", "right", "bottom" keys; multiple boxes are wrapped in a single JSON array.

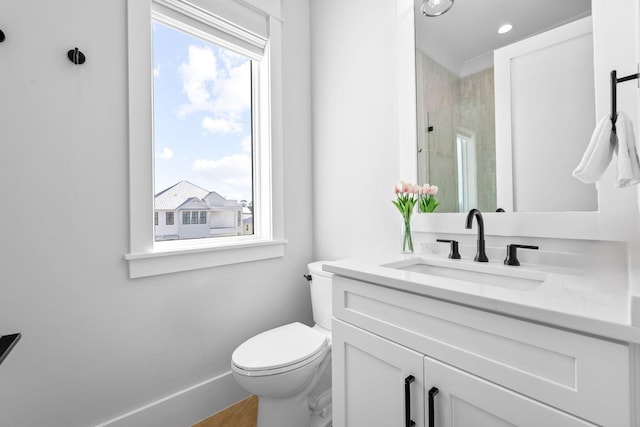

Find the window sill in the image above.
[{"left": 125, "top": 239, "right": 287, "bottom": 278}]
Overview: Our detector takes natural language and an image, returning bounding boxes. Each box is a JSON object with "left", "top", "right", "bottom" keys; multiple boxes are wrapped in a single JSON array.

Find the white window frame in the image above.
[{"left": 125, "top": 0, "right": 285, "bottom": 278}]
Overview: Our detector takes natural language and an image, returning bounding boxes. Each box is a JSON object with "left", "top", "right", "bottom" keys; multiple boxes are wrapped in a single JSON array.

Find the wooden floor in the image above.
[{"left": 192, "top": 395, "right": 258, "bottom": 427}]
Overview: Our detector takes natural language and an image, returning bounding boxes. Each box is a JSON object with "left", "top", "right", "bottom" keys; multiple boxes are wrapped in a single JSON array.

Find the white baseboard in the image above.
[{"left": 95, "top": 370, "right": 249, "bottom": 427}]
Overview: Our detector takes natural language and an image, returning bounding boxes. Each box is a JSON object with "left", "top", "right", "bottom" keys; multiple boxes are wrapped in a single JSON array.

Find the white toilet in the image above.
[{"left": 231, "top": 261, "right": 333, "bottom": 427}]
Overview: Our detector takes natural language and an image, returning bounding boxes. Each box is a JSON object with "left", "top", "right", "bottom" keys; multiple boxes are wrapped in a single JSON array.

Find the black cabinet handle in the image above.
[
  {"left": 428, "top": 386, "right": 439, "bottom": 427},
  {"left": 405, "top": 375, "right": 416, "bottom": 427}
]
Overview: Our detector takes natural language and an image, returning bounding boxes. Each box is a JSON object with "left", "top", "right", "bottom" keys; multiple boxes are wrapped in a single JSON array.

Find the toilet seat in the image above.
[{"left": 232, "top": 322, "right": 329, "bottom": 377}]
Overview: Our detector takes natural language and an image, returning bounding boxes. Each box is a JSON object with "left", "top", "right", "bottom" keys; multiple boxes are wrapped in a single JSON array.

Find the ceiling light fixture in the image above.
[
  {"left": 498, "top": 24, "right": 513, "bottom": 34},
  {"left": 421, "top": 0, "right": 454, "bottom": 17}
]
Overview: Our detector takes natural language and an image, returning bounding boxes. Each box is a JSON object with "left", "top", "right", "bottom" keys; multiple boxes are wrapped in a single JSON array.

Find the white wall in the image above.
[
  {"left": 310, "top": 0, "right": 416, "bottom": 260},
  {"left": 0, "top": 0, "right": 313, "bottom": 426},
  {"left": 591, "top": 0, "right": 640, "bottom": 303}
]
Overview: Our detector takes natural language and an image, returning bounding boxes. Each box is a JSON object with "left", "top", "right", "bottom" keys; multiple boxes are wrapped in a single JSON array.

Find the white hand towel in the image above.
[
  {"left": 572, "top": 114, "right": 615, "bottom": 183},
  {"left": 613, "top": 111, "right": 640, "bottom": 187}
]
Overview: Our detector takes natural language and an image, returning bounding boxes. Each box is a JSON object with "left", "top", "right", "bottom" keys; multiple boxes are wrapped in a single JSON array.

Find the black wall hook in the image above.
[
  {"left": 0, "top": 29, "right": 5, "bottom": 43},
  {"left": 0, "top": 333, "right": 21, "bottom": 366},
  {"left": 67, "top": 47, "right": 86, "bottom": 65}
]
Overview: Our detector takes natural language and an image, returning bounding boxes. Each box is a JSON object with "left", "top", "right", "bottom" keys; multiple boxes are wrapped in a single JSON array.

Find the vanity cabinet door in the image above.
[
  {"left": 332, "top": 319, "right": 425, "bottom": 427},
  {"left": 424, "top": 357, "right": 597, "bottom": 427}
]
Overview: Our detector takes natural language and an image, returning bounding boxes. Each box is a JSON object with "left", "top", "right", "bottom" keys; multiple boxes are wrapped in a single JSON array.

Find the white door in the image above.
[
  {"left": 424, "top": 357, "right": 597, "bottom": 427},
  {"left": 332, "top": 319, "right": 425, "bottom": 427},
  {"left": 494, "top": 16, "right": 597, "bottom": 212}
]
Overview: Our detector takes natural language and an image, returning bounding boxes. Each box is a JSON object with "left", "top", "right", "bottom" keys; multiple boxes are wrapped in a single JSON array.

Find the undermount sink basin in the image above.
[{"left": 386, "top": 258, "right": 546, "bottom": 291}]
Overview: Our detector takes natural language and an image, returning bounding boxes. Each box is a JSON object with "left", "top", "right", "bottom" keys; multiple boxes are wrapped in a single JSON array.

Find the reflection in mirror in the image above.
[{"left": 414, "top": 0, "right": 595, "bottom": 213}]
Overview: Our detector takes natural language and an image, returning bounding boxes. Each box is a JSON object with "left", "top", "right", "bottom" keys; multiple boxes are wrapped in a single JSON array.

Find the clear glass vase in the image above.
[{"left": 401, "top": 216, "right": 414, "bottom": 254}]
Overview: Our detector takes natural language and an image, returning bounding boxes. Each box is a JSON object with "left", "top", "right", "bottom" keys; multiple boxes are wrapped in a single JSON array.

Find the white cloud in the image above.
[
  {"left": 158, "top": 147, "right": 174, "bottom": 160},
  {"left": 211, "top": 58, "right": 250, "bottom": 117},
  {"left": 177, "top": 45, "right": 218, "bottom": 118},
  {"left": 154, "top": 64, "right": 161, "bottom": 77},
  {"left": 201, "top": 116, "right": 242, "bottom": 134},
  {"left": 241, "top": 135, "right": 251, "bottom": 153},
  {"left": 176, "top": 44, "right": 251, "bottom": 134},
  {"left": 192, "top": 154, "right": 252, "bottom": 197}
]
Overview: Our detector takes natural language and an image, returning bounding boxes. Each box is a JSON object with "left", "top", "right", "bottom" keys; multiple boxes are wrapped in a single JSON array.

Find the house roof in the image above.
[
  {"left": 204, "top": 191, "right": 241, "bottom": 207},
  {"left": 154, "top": 180, "right": 242, "bottom": 211},
  {"left": 176, "top": 197, "right": 211, "bottom": 211},
  {"left": 155, "top": 181, "right": 210, "bottom": 210}
]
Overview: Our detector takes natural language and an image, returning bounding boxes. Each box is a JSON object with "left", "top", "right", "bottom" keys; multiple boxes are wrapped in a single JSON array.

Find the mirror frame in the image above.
[{"left": 399, "top": 0, "right": 639, "bottom": 242}]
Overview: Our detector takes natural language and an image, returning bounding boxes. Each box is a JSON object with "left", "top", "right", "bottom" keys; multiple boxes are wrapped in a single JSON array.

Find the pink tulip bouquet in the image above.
[
  {"left": 393, "top": 181, "right": 420, "bottom": 253},
  {"left": 419, "top": 183, "right": 440, "bottom": 213}
]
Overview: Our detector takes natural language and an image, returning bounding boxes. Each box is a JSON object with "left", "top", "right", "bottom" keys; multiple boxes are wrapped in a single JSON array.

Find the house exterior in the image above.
[
  {"left": 242, "top": 206, "right": 254, "bottom": 234},
  {"left": 154, "top": 181, "right": 247, "bottom": 241}
]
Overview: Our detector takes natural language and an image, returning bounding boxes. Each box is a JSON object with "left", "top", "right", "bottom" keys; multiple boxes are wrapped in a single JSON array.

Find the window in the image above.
[
  {"left": 152, "top": 19, "right": 254, "bottom": 241},
  {"left": 166, "top": 211, "right": 174, "bottom": 225},
  {"left": 456, "top": 129, "right": 478, "bottom": 212},
  {"left": 125, "top": 0, "right": 285, "bottom": 278},
  {"left": 181, "top": 211, "right": 207, "bottom": 225},
  {"left": 154, "top": 211, "right": 158, "bottom": 226}
]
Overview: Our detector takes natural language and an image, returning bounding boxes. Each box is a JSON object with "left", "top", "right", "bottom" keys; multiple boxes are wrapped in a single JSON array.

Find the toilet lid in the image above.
[{"left": 232, "top": 322, "right": 328, "bottom": 372}]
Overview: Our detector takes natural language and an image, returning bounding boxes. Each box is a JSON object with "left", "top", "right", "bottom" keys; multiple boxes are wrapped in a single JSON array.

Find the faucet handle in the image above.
[
  {"left": 504, "top": 244, "right": 539, "bottom": 266},
  {"left": 436, "top": 239, "right": 461, "bottom": 259}
]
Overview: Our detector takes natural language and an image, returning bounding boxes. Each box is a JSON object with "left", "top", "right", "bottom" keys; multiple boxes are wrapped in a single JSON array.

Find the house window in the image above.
[
  {"left": 166, "top": 211, "right": 174, "bottom": 225},
  {"left": 154, "top": 211, "right": 158, "bottom": 226},
  {"left": 125, "top": 0, "right": 285, "bottom": 278},
  {"left": 199, "top": 211, "right": 207, "bottom": 224}
]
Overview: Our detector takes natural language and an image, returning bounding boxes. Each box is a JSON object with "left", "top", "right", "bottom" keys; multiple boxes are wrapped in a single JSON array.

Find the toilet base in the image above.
[
  {"left": 256, "top": 375, "right": 332, "bottom": 427},
  {"left": 257, "top": 393, "right": 311, "bottom": 427},
  {"left": 256, "top": 392, "right": 332, "bottom": 427}
]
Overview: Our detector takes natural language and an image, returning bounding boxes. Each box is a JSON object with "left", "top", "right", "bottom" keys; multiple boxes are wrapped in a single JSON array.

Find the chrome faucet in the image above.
[{"left": 465, "top": 209, "right": 488, "bottom": 262}]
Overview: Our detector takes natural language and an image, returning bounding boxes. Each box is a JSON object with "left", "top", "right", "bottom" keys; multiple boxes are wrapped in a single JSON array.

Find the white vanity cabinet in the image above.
[{"left": 332, "top": 276, "right": 633, "bottom": 427}]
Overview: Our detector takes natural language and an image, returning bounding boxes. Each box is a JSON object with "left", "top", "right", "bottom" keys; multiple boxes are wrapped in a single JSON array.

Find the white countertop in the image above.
[{"left": 323, "top": 252, "right": 640, "bottom": 344}]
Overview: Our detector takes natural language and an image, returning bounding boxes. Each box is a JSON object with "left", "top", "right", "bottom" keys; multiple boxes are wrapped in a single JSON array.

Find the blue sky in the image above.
[{"left": 152, "top": 22, "right": 253, "bottom": 203}]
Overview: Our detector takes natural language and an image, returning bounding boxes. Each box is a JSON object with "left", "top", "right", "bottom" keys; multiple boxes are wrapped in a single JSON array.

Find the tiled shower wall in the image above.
[{"left": 416, "top": 50, "right": 497, "bottom": 212}]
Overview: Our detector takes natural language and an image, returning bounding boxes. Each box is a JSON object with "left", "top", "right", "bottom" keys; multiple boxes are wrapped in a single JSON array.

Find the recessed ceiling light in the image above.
[{"left": 498, "top": 24, "right": 513, "bottom": 34}]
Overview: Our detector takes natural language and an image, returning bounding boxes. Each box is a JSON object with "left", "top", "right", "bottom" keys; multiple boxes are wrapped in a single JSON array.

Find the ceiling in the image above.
[{"left": 414, "top": 0, "right": 592, "bottom": 77}]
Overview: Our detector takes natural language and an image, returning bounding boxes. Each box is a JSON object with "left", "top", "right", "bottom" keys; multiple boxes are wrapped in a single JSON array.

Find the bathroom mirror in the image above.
[{"left": 414, "top": 0, "right": 597, "bottom": 213}]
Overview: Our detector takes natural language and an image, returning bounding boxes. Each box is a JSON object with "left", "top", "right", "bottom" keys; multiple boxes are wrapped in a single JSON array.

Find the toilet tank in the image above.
[{"left": 308, "top": 261, "right": 333, "bottom": 331}]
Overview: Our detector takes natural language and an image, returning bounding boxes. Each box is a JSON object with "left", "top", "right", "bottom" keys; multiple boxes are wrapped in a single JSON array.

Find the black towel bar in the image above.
[{"left": 611, "top": 69, "right": 639, "bottom": 132}]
